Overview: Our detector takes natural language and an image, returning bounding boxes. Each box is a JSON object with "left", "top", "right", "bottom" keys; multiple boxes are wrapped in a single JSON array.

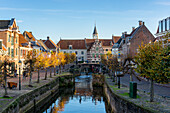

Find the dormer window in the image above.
[
  {"left": 110, "top": 41, "right": 112, "bottom": 46},
  {"left": 0, "top": 41, "right": 2, "bottom": 49},
  {"left": 69, "top": 45, "right": 72, "bottom": 49}
]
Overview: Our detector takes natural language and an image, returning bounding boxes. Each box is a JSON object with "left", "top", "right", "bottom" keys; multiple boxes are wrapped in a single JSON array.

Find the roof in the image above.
[
  {"left": 0, "top": 20, "right": 10, "bottom": 29},
  {"left": 57, "top": 39, "right": 86, "bottom": 49},
  {"left": 85, "top": 39, "right": 113, "bottom": 47},
  {"left": 24, "top": 31, "right": 36, "bottom": 41},
  {"left": 37, "top": 40, "right": 48, "bottom": 50},
  {"left": 112, "top": 36, "right": 121, "bottom": 43},
  {"left": 0, "top": 18, "right": 15, "bottom": 29},
  {"left": 99, "top": 39, "right": 113, "bottom": 46},
  {"left": 19, "top": 34, "right": 29, "bottom": 47},
  {"left": 44, "top": 39, "right": 58, "bottom": 49},
  {"left": 93, "top": 26, "right": 98, "bottom": 34}
]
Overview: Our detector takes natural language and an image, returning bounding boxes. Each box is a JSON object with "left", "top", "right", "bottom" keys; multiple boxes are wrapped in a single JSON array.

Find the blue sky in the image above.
[{"left": 0, "top": 0, "right": 170, "bottom": 43}]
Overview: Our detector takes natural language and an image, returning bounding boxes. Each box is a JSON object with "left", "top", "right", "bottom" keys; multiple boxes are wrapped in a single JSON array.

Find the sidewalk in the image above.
[
  {"left": 105, "top": 74, "right": 170, "bottom": 113},
  {"left": 120, "top": 74, "right": 170, "bottom": 98},
  {"left": 0, "top": 67, "right": 70, "bottom": 112}
]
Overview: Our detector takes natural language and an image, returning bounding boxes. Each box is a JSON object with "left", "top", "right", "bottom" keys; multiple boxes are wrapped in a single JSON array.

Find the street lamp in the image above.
[
  {"left": 18, "top": 60, "right": 22, "bottom": 90},
  {"left": 117, "top": 54, "right": 121, "bottom": 89}
]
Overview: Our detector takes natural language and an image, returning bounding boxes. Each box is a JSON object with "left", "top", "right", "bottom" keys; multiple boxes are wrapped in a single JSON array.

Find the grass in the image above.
[
  {"left": 109, "top": 85, "right": 141, "bottom": 99},
  {"left": 0, "top": 97, "right": 13, "bottom": 99}
]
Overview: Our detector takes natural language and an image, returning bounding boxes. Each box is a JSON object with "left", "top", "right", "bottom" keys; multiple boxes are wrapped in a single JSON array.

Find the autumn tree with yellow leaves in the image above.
[
  {"left": 35, "top": 51, "right": 44, "bottom": 83},
  {"left": 42, "top": 52, "right": 50, "bottom": 80},
  {"left": 135, "top": 34, "right": 170, "bottom": 102},
  {"left": 50, "top": 52, "right": 59, "bottom": 76},
  {"left": 70, "top": 53, "right": 76, "bottom": 63},
  {"left": 58, "top": 52, "right": 65, "bottom": 73},
  {"left": 0, "top": 54, "right": 12, "bottom": 97},
  {"left": 24, "top": 50, "right": 36, "bottom": 86}
]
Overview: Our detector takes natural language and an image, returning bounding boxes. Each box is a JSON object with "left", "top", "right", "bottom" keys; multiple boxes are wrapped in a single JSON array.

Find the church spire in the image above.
[{"left": 93, "top": 24, "right": 98, "bottom": 39}]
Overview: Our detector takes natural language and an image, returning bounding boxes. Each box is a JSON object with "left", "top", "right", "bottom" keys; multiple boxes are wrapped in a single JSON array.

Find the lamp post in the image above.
[
  {"left": 18, "top": 60, "right": 22, "bottom": 90},
  {"left": 117, "top": 53, "right": 121, "bottom": 89}
]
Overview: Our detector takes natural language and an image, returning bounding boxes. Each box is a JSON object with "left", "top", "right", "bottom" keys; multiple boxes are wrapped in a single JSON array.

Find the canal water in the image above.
[{"left": 43, "top": 74, "right": 108, "bottom": 113}]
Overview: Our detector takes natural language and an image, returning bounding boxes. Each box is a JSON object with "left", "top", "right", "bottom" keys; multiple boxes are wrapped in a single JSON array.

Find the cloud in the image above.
[
  {"left": 17, "top": 20, "right": 23, "bottom": 23},
  {"left": 0, "top": 7, "right": 152, "bottom": 15},
  {"left": 155, "top": 1, "right": 170, "bottom": 6}
]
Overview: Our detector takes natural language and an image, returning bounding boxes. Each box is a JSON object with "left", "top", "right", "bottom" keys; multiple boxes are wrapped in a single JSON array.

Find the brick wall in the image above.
[{"left": 129, "top": 25, "right": 155, "bottom": 58}]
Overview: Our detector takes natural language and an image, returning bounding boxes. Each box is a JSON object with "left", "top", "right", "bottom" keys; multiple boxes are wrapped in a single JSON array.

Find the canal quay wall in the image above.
[
  {"left": 92, "top": 74, "right": 155, "bottom": 113},
  {"left": 104, "top": 82, "right": 152, "bottom": 113},
  {"left": 1, "top": 74, "right": 74, "bottom": 113}
]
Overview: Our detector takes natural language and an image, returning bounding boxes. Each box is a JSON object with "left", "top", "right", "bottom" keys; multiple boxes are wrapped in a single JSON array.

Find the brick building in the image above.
[
  {"left": 0, "top": 18, "right": 20, "bottom": 73},
  {"left": 112, "top": 21, "right": 155, "bottom": 60}
]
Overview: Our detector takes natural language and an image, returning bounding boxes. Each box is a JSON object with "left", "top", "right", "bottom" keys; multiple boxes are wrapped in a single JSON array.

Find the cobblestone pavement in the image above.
[
  {"left": 106, "top": 75, "right": 170, "bottom": 113},
  {"left": 0, "top": 64, "right": 71, "bottom": 112},
  {"left": 119, "top": 74, "right": 170, "bottom": 98},
  {"left": 0, "top": 64, "right": 71, "bottom": 90}
]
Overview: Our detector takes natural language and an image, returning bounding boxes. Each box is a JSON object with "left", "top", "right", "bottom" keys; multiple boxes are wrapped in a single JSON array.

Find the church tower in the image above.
[{"left": 93, "top": 25, "right": 98, "bottom": 39}]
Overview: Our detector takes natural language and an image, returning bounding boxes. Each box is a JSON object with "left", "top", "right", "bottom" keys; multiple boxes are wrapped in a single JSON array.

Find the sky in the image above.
[{"left": 0, "top": 0, "right": 170, "bottom": 43}]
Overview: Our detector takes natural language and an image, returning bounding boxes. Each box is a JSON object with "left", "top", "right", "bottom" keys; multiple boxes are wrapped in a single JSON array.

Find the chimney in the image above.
[
  {"left": 132, "top": 27, "right": 135, "bottom": 31},
  {"left": 139, "top": 20, "right": 143, "bottom": 26},
  {"left": 143, "top": 22, "right": 145, "bottom": 25},
  {"left": 47, "top": 36, "right": 50, "bottom": 40},
  {"left": 29, "top": 31, "right": 32, "bottom": 34}
]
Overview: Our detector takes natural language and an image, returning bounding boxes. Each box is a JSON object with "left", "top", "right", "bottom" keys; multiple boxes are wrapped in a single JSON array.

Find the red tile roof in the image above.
[
  {"left": 99, "top": 39, "right": 113, "bottom": 46},
  {"left": 112, "top": 36, "right": 121, "bottom": 43},
  {"left": 19, "top": 34, "right": 29, "bottom": 47},
  {"left": 44, "top": 39, "right": 58, "bottom": 49},
  {"left": 25, "top": 31, "right": 36, "bottom": 41},
  {"left": 57, "top": 39, "right": 86, "bottom": 49}
]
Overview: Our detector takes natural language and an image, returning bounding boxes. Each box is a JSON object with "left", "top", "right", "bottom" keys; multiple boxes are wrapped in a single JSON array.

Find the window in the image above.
[
  {"left": 69, "top": 45, "right": 72, "bottom": 49},
  {"left": 167, "top": 18, "right": 170, "bottom": 30},
  {"left": 161, "top": 21, "right": 163, "bottom": 32},
  {"left": 8, "top": 47, "right": 10, "bottom": 55},
  {"left": 82, "top": 56, "right": 84, "bottom": 61},
  {"left": 106, "top": 49, "right": 108, "bottom": 51},
  {"left": 21, "top": 50, "right": 23, "bottom": 56},
  {"left": 16, "top": 48, "right": 17, "bottom": 55},
  {"left": 81, "top": 51, "right": 84, "bottom": 55},
  {"left": 96, "top": 53, "right": 98, "bottom": 58},
  {"left": 96, "top": 47, "right": 99, "bottom": 51},
  {"left": 8, "top": 35, "right": 10, "bottom": 42},
  {"left": 75, "top": 51, "right": 77, "bottom": 55},
  {"left": 0, "top": 41, "right": 2, "bottom": 49},
  {"left": 111, "top": 49, "right": 112, "bottom": 51},
  {"left": 163, "top": 19, "right": 165, "bottom": 31},
  {"left": 16, "top": 37, "right": 17, "bottom": 43},
  {"left": 11, "top": 49, "right": 14, "bottom": 57},
  {"left": 11, "top": 36, "right": 14, "bottom": 45},
  {"left": 92, "top": 53, "right": 95, "bottom": 58}
]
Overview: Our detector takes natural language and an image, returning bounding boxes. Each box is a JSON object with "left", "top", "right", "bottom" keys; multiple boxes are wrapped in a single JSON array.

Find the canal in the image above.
[{"left": 43, "top": 74, "right": 109, "bottom": 113}]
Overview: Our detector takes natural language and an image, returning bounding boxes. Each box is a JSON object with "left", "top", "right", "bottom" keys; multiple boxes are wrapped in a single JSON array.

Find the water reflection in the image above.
[{"left": 44, "top": 74, "right": 106, "bottom": 113}]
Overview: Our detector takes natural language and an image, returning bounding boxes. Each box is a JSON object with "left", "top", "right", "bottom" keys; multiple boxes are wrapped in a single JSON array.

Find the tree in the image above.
[
  {"left": 64, "top": 53, "right": 70, "bottom": 65},
  {"left": 58, "top": 52, "right": 65, "bottom": 73},
  {"left": 34, "top": 51, "right": 44, "bottom": 83},
  {"left": 24, "top": 50, "right": 36, "bottom": 87},
  {"left": 135, "top": 38, "right": 170, "bottom": 102},
  {"left": 50, "top": 52, "right": 59, "bottom": 76},
  {"left": 70, "top": 53, "right": 76, "bottom": 63},
  {"left": 0, "top": 55, "right": 12, "bottom": 97},
  {"left": 42, "top": 52, "right": 50, "bottom": 80}
]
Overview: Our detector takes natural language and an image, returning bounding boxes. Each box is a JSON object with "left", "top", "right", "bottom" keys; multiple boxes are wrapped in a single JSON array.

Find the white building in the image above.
[{"left": 57, "top": 39, "right": 87, "bottom": 62}]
